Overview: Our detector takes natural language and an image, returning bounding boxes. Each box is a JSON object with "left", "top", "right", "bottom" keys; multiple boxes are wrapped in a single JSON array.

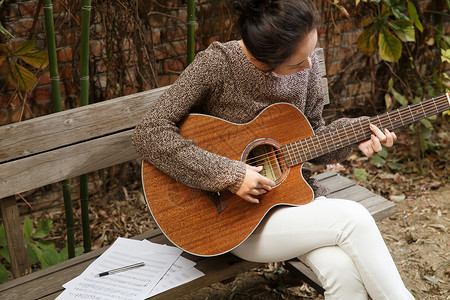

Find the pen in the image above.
[{"left": 97, "top": 262, "right": 145, "bottom": 277}]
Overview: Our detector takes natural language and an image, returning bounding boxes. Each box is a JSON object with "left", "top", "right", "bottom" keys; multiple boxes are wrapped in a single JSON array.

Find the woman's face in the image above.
[{"left": 272, "top": 29, "right": 318, "bottom": 76}]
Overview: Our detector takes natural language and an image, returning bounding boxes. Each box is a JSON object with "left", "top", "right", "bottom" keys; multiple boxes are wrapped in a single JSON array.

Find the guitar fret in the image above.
[
  {"left": 318, "top": 135, "right": 326, "bottom": 157},
  {"left": 386, "top": 111, "right": 393, "bottom": 130},
  {"left": 432, "top": 97, "right": 439, "bottom": 114},
  {"left": 408, "top": 106, "right": 415, "bottom": 122},
  {"left": 337, "top": 130, "right": 344, "bottom": 148},
  {"left": 420, "top": 102, "right": 426, "bottom": 119},
  {"left": 291, "top": 142, "right": 298, "bottom": 165},
  {"left": 358, "top": 120, "right": 367, "bottom": 140},
  {"left": 343, "top": 125, "right": 351, "bottom": 146},
  {"left": 397, "top": 109, "right": 404, "bottom": 127},
  {"left": 376, "top": 115, "right": 383, "bottom": 130},
  {"left": 349, "top": 123, "right": 358, "bottom": 145},
  {"left": 295, "top": 141, "right": 303, "bottom": 164},
  {"left": 308, "top": 137, "right": 317, "bottom": 159}
]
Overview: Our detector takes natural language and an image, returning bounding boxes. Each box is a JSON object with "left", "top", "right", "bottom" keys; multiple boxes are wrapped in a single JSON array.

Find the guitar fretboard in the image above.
[{"left": 282, "top": 93, "right": 450, "bottom": 167}]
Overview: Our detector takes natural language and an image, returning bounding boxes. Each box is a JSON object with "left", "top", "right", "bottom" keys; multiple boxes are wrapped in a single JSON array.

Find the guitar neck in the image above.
[{"left": 283, "top": 93, "right": 450, "bottom": 167}]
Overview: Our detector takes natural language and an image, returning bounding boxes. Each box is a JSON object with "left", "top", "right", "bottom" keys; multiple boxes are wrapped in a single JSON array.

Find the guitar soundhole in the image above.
[{"left": 244, "top": 141, "right": 287, "bottom": 183}]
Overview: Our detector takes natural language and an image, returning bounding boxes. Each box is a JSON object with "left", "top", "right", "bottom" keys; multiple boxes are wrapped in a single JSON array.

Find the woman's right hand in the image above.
[{"left": 235, "top": 165, "right": 276, "bottom": 204}]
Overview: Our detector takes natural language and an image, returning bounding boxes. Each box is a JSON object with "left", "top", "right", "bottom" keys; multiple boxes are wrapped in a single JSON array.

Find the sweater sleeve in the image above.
[
  {"left": 132, "top": 48, "right": 246, "bottom": 193},
  {"left": 302, "top": 52, "right": 367, "bottom": 165}
]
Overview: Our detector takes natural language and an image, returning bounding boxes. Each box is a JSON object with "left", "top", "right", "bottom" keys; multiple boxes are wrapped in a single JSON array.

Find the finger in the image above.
[
  {"left": 258, "top": 175, "right": 276, "bottom": 188},
  {"left": 248, "top": 165, "right": 263, "bottom": 172},
  {"left": 244, "top": 194, "right": 259, "bottom": 204},
  {"left": 383, "top": 129, "right": 394, "bottom": 147},
  {"left": 371, "top": 134, "right": 383, "bottom": 152},
  {"left": 364, "top": 145, "right": 374, "bottom": 158},
  {"left": 248, "top": 188, "right": 267, "bottom": 196},
  {"left": 370, "top": 124, "right": 387, "bottom": 143}
]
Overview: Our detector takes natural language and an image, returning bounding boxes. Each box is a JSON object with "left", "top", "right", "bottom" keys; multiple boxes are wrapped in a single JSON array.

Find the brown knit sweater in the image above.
[{"left": 132, "top": 41, "right": 363, "bottom": 197}]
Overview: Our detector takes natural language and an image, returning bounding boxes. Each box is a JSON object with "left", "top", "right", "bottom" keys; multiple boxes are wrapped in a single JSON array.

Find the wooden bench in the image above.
[{"left": 0, "top": 48, "right": 396, "bottom": 298}]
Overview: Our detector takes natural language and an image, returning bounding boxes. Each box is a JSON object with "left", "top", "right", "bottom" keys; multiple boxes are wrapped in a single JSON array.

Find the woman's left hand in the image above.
[{"left": 358, "top": 124, "right": 397, "bottom": 158}]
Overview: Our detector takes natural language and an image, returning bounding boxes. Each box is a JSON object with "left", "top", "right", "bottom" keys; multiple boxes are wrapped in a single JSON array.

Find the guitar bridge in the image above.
[{"left": 207, "top": 191, "right": 228, "bottom": 214}]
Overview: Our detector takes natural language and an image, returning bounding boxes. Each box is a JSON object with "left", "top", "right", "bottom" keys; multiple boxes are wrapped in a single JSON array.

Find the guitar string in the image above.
[
  {"left": 244, "top": 96, "right": 448, "bottom": 167},
  {"left": 245, "top": 98, "right": 449, "bottom": 168},
  {"left": 286, "top": 98, "right": 449, "bottom": 164},
  {"left": 245, "top": 96, "right": 448, "bottom": 166},
  {"left": 245, "top": 97, "right": 449, "bottom": 167}
]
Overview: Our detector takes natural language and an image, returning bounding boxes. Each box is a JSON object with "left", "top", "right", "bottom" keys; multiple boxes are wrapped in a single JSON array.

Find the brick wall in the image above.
[{"left": 0, "top": 0, "right": 447, "bottom": 124}]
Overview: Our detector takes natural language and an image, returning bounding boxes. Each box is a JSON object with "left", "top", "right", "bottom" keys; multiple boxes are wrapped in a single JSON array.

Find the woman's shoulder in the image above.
[
  {"left": 184, "top": 40, "right": 244, "bottom": 78},
  {"left": 196, "top": 40, "right": 241, "bottom": 62}
]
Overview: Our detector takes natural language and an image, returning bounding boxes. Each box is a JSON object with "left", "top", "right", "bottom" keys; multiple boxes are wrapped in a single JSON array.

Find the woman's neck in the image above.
[{"left": 238, "top": 40, "right": 270, "bottom": 72}]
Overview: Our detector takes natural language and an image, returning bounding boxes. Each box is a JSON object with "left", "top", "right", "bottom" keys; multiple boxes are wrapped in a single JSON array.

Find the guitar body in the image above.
[{"left": 142, "top": 103, "right": 316, "bottom": 256}]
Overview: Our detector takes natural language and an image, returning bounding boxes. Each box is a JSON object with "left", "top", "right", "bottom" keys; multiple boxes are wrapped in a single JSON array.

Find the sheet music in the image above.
[
  {"left": 57, "top": 237, "right": 204, "bottom": 300},
  {"left": 149, "top": 256, "right": 204, "bottom": 297}
]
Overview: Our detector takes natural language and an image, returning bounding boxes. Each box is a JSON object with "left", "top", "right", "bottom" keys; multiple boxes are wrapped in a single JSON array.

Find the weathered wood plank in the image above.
[
  {"left": 316, "top": 173, "right": 355, "bottom": 193},
  {"left": 0, "top": 196, "right": 31, "bottom": 279},
  {"left": 328, "top": 184, "right": 376, "bottom": 201},
  {"left": 0, "top": 130, "right": 138, "bottom": 199},
  {"left": 0, "top": 86, "right": 169, "bottom": 163}
]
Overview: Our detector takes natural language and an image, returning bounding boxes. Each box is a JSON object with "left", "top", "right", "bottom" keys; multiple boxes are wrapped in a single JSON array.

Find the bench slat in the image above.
[
  {"left": 0, "top": 130, "right": 137, "bottom": 199},
  {"left": 0, "top": 86, "right": 168, "bottom": 163}
]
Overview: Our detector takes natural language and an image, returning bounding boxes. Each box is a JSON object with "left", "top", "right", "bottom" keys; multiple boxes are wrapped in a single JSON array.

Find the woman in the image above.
[{"left": 133, "top": 0, "right": 413, "bottom": 298}]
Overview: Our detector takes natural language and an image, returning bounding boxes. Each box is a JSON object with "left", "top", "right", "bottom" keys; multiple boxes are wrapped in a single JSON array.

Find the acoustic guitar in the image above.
[{"left": 141, "top": 93, "right": 449, "bottom": 256}]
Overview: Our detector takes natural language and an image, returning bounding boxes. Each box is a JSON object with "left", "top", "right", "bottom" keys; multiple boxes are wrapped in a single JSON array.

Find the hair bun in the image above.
[{"left": 233, "top": 0, "right": 273, "bottom": 17}]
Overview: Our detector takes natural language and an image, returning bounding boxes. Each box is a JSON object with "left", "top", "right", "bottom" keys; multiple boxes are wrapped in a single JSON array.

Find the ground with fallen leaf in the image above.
[{"left": 19, "top": 122, "right": 449, "bottom": 299}]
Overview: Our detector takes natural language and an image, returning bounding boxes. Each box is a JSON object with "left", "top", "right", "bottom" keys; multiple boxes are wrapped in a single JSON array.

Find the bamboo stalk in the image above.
[
  {"left": 187, "top": 0, "right": 195, "bottom": 65},
  {"left": 43, "top": 0, "right": 75, "bottom": 259},
  {"left": 80, "top": 0, "right": 92, "bottom": 253}
]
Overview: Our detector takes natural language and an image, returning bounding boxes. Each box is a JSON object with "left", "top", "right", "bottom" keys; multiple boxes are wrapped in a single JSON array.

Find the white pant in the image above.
[{"left": 231, "top": 197, "right": 414, "bottom": 300}]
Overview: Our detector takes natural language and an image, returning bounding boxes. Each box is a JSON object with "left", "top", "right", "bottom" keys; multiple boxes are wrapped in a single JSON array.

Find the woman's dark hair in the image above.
[{"left": 233, "top": 0, "right": 321, "bottom": 70}]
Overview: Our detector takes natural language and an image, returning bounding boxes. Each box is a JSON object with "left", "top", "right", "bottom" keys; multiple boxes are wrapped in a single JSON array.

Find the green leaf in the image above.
[
  {"left": 12, "top": 39, "right": 35, "bottom": 56},
  {"left": 392, "top": 89, "right": 408, "bottom": 106},
  {"left": 420, "top": 118, "right": 433, "bottom": 129},
  {"left": 378, "top": 147, "right": 389, "bottom": 158},
  {"left": 387, "top": 161, "right": 402, "bottom": 170},
  {"left": 0, "top": 247, "right": 10, "bottom": 263},
  {"left": 0, "top": 226, "right": 6, "bottom": 247},
  {"left": 358, "top": 25, "right": 377, "bottom": 55},
  {"left": 373, "top": 154, "right": 386, "bottom": 167},
  {"left": 20, "top": 50, "right": 49, "bottom": 69},
  {"left": 27, "top": 242, "right": 41, "bottom": 265},
  {"left": 35, "top": 240, "right": 56, "bottom": 252},
  {"left": 389, "top": 20, "right": 415, "bottom": 42},
  {"left": 75, "top": 246, "right": 84, "bottom": 257},
  {"left": 378, "top": 25, "right": 402, "bottom": 62},
  {"left": 407, "top": 2, "right": 423, "bottom": 32},
  {"left": 441, "top": 49, "right": 450, "bottom": 64},
  {"left": 0, "top": 21, "right": 14, "bottom": 38},
  {"left": 0, "top": 262, "right": 9, "bottom": 284},
  {"left": 40, "top": 247, "right": 61, "bottom": 269},
  {"left": 60, "top": 247, "right": 68, "bottom": 261},
  {"left": 353, "top": 168, "right": 369, "bottom": 183},
  {"left": 23, "top": 216, "right": 33, "bottom": 241},
  {"left": 33, "top": 219, "right": 52, "bottom": 239},
  {"left": 360, "top": 17, "right": 375, "bottom": 28},
  {"left": 8, "top": 62, "right": 38, "bottom": 93}
]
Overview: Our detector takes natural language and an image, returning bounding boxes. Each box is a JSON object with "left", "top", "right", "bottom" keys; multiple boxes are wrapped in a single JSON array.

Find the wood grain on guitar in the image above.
[{"left": 141, "top": 93, "right": 449, "bottom": 257}]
